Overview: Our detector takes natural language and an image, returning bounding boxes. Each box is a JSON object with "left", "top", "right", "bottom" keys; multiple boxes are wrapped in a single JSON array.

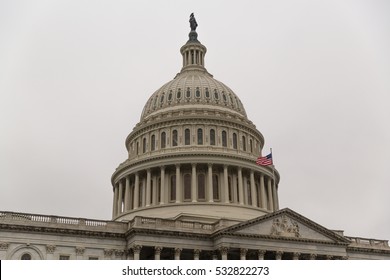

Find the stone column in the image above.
[
  {"left": 152, "top": 175, "right": 158, "bottom": 206},
  {"left": 267, "top": 177, "right": 274, "bottom": 211},
  {"left": 240, "top": 248, "right": 248, "bottom": 260},
  {"left": 146, "top": 169, "right": 151, "bottom": 207},
  {"left": 232, "top": 173, "right": 238, "bottom": 203},
  {"left": 45, "top": 245, "right": 56, "bottom": 260},
  {"left": 260, "top": 174, "right": 267, "bottom": 209},
  {"left": 250, "top": 170, "right": 257, "bottom": 206},
  {"left": 258, "top": 250, "right": 266, "bottom": 260},
  {"left": 154, "top": 247, "right": 162, "bottom": 260},
  {"left": 133, "top": 245, "right": 142, "bottom": 260},
  {"left": 112, "top": 185, "right": 118, "bottom": 218},
  {"left": 124, "top": 176, "right": 130, "bottom": 211},
  {"left": 223, "top": 165, "right": 229, "bottom": 203},
  {"left": 117, "top": 180, "right": 124, "bottom": 215},
  {"left": 174, "top": 248, "right": 182, "bottom": 260},
  {"left": 275, "top": 251, "right": 283, "bottom": 260},
  {"left": 293, "top": 252, "right": 301, "bottom": 260},
  {"left": 219, "top": 247, "right": 228, "bottom": 260},
  {"left": 134, "top": 173, "right": 140, "bottom": 209},
  {"left": 191, "top": 163, "right": 197, "bottom": 202},
  {"left": 126, "top": 249, "right": 133, "bottom": 260},
  {"left": 208, "top": 163, "right": 214, "bottom": 202},
  {"left": 193, "top": 249, "right": 201, "bottom": 260},
  {"left": 160, "top": 166, "right": 165, "bottom": 205},
  {"left": 237, "top": 167, "right": 244, "bottom": 205},
  {"left": 175, "top": 164, "right": 181, "bottom": 203},
  {"left": 272, "top": 182, "right": 278, "bottom": 211}
]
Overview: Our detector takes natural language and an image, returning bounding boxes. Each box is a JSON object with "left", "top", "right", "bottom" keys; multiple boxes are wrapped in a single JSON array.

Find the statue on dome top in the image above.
[{"left": 189, "top": 13, "right": 198, "bottom": 31}]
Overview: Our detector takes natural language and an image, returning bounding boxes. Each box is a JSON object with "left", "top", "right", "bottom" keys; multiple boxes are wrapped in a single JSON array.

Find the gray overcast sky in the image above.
[{"left": 1, "top": 0, "right": 389, "bottom": 240}]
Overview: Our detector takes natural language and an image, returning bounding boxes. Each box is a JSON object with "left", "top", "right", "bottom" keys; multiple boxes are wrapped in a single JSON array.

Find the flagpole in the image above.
[{"left": 271, "top": 147, "right": 277, "bottom": 210}]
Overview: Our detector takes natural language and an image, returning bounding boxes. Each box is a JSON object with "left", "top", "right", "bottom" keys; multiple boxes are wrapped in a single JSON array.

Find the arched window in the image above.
[
  {"left": 151, "top": 135, "right": 156, "bottom": 151},
  {"left": 170, "top": 175, "right": 176, "bottom": 201},
  {"left": 161, "top": 132, "right": 166, "bottom": 149},
  {"left": 172, "top": 130, "right": 178, "bottom": 147},
  {"left": 213, "top": 174, "right": 219, "bottom": 200},
  {"left": 210, "top": 129, "right": 215, "bottom": 146},
  {"left": 222, "top": 131, "right": 227, "bottom": 147},
  {"left": 197, "top": 128, "right": 203, "bottom": 145},
  {"left": 197, "top": 174, "right": 205, "bottom": 200},
  {"left": 136, "top": 142, "right": 139, "bottom": 155},
  {"left": 142, "top": 137, "right": 147, "bottom": 153},
  {"left": 21, "top": 253, "right": 32, "bottom": 260},
  {"left": 185, "top": 129, "right": 191, "bottom": 145},
  {"left": 250, "top": 139, "right": 253, "bottom": 153},
  {"left": 233, "top": 133, "right": 238, "bottom": 149},
  {"left": 139, "top": 182, "right": 143, "bottom": 207},
  {"left": 157, "top": 178, "right": 161, "bottom": 203},
  {"left": 184, "top": 174, "right": 191, "bottom": 200},
  {"left": 242, "top": 136, "right": 246, "bottom": 151}
]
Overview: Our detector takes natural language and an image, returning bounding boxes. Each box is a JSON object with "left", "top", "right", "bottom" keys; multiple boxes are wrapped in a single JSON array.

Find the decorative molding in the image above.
[
  {"left": 270, "top": 215, "right": 300, "bottom": 238},
  {"left": 0, "top": 242, "right": 9, "bottom": 250},
  {"left": 75, "top": 247, "right": 85, "bottom": 256},
  {"left": 46, "top": 245, "right": 56, "bottom": 254},
  {"left": 115, "top": 249, "right": 125, "bottom": 257},
  {"left": 103, "top": 249, "right": 113, "bottom": 257}
]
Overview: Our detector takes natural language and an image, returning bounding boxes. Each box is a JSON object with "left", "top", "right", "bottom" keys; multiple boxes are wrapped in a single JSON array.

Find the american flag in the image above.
[{"left": 256, "top": 153, "right": 273, "bottom": 166}]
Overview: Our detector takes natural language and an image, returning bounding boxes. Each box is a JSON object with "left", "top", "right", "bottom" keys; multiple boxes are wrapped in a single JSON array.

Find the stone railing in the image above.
[
  {"left": 129, "top": 216, "right": 217, "bottom": 233},
  {"left": 0, "top": 211, "right": 125, "bottom": 231},
  {"left": 347, "top": 236, "right": 389, "bottom": 248}
]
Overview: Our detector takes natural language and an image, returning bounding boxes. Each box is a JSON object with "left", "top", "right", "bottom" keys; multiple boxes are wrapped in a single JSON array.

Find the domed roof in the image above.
[{"left": 140, "top": 27, "right": 247, "bottom": 121}]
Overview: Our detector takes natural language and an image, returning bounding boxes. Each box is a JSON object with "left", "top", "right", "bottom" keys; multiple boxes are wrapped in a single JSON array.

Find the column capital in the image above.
[
  {"left": 160, "top": 165, "right": 165, "bottom": 171},
  {"left": 326, "top": 255, "right": 333, "bottom": 260},
  {"left": 115, "top": 249, "right": 125, "bottom": 257},
  {"left": 208, "top": 163, "right": 213, "bottom": 168},
  {"left": 240, "top": 248, "right": 248, "bottom": 259},
  {"left": 46, "top": 244, "right": 56, "bottom": 254},
  {"left": 258, "top": 250, "right": 266, "bottom": 259},
  {"left": 132, "top": 245, "right": 142, "bottom": 254},
  {"left": 223, "top": 164, "right": 228, "bottom": 169},
  {"left": 175, "top": 163, "right": 181, "bottom": 168},
  {"left": 76, "top": 247, "right": 85, "bottom": 256},
  {"left": 219, "top": 246, "right": 229, "bottom": 255},
  {"left": 293, "top": 252, "right": 301, "bottom": 260},
  {"left": 275, "top": 251, "right": 283, "bottom": 260},
  {"left": 191, "top": 163, "right": 197, "bottom": 168},
  {"left": 103, "top": 249, "right": 113, "bottom": 258},
  {"left": 309, "top": 253, "right": 317, "bottom": 260},
  {"left": 155, "top": 246, "right": 163, "bottom": 254}
]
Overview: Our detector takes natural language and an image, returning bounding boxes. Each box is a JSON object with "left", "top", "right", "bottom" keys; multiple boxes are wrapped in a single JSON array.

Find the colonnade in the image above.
[
  {"left": 124, "top": 245, "right": 345, "bottom": 260},
  {"left": 112, "top": 163, "right": 279, "bottom": 218}
]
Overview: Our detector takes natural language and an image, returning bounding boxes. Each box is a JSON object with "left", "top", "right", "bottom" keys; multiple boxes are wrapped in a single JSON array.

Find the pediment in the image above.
[{"left": 219, "top": 208, "right": 350, "bottom": 243}]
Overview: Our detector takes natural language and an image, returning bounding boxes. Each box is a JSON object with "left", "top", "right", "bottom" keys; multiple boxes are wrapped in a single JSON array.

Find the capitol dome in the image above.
[{"left": 111, "top": 17, "right": 280, "bottom": 223}]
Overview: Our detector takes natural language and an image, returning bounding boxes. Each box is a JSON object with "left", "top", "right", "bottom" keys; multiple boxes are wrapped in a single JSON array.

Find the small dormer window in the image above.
[
  {"left": 160, "top": 93, "right": 165, "bottom": 104},
  {"left": 168, "top": 90, "right": 173, "bottom": 101},
  {"left": 205, "top": 88, "right": 210, "bottom": 98},
  {"left": 186, "top": 87, "right": 191, "bottom": 98},
  {"left": 177, "top": 89, "right": 182, "bottom": 100},
  {"left": 214, "top": 89, "right": 219, "bottom": 100},
  {"left": 195, "top": 87, "right": 201, "bottom": 98}
]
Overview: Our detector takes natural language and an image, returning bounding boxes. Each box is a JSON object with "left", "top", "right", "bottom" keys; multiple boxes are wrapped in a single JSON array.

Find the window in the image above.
[
  {"left": 168, "top": 91, "right": 173, "bottom": 101},
  {"left": 136, "top": 142, "right": 139, "bottom": 155},
  {"left": 157, "top": 178, "right": 161, "bottom": 203},
  {"left": 161, "top": 132, "right": 166, "bottom": 148},
  {"left": 184, "top": 174, "right": 191, "bottom": 200},
  {"left": 222, "top": 92, "right": 227, "bottom": 102},
  {"left": 142, "top": 137, "right": 147, "bottom": 153},
  {"left": 214, "top": 89, "right": 219, "bottom": 100},
  {"left": 59, "top": 255, "right": 70, "bottom": 260},
  {"left": 197, "top": 174, "right": 205, "bottom": 200},
  {"left": 177, "top": 89, "right": 182, "bottom": 100},
  {"left": 213, "top": 174, "right": 219, "bottom": 200},
  {"left": 222, "top": 131, "right": 227, "bottom": 147},
  {"left": 21, "top": 253, "right": 31, "bottom": 260},
  {"left": 172, "top": 130, "right": 178, "bottom": 147},
  {"left": 197, "top": 128, "right": 203, "bottom": 145},
  {"left": 195, "top": 87, "right": 201, "bottom": 98},
  {"left": 186, "top": 87, "right": 191, "bottom": 98},
  {"left": 242, "top": 136, "right": 246, "bottom": 151},
  {"left": 151, "top": 135, "right": 156, "bottom": 151},
  {"left": 139, "top": 182, "right": 143, "bottom": 207},
  {"left": 160, "top": 93, "right": 165, "bottom": 104},
  {"left": 185, "top": 129, "right": 191, "bottom": 145},
  {"left": 210, "top": 129, "right": 215, "bottom": 145},
  {"left": 205, "top": 88, "right": 210, "bottom": 98},
  {"left": 247, "top": 180, "right": 252, "bottom": 205},
  {"left": 233, "top": 133, "right": 237, "bottom": 149},
  {"left": 170, "top": 175, "right": 176, "bottom": 201},
  {"left": 250, "top": 139, "right": 253, "bottom": 153}
]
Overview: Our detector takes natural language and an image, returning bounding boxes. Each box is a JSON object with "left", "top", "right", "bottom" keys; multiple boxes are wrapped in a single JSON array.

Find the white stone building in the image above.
[{"left": 1, "top": 16, "right": 389, "bottom": 260}]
